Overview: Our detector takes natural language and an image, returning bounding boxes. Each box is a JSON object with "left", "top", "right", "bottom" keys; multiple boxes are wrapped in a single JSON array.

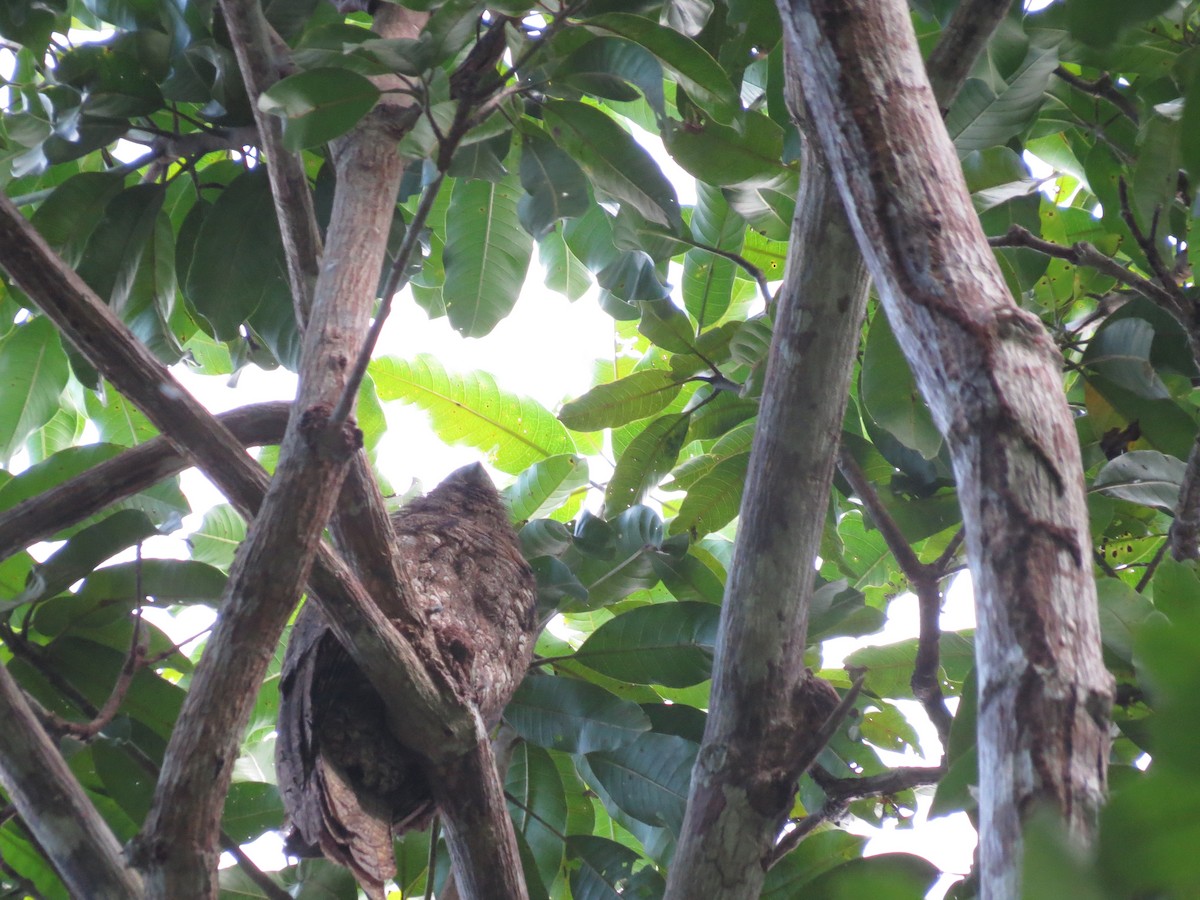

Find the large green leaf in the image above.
[
  {"left": 258, "top": 67, "right": 380, "bottom": 150},
  {"left": 861, "top": 310, "right": 942, "bottom": 459},
  {"left": 188, "top": 504, "right": 247, "bottom": 571},
  {"left": 504, "top": 454, "right": 589, "bottom": 521},
  {"left": 604, "top": 412, "right": 691, "bottom": 514},
  {"left": 947, "top": 42, "right": 1059, "bottom": 154},
  {"left": 845, "top": 632, "right": 975, "bottom": 700},
  {"left": 0, "top": 317, "right": 69, "bottom": 464},
  {"left": 518, "top": 125, "right": 590, "bottom": 237},
  {"left": 539, "top": 227, "right": 593, "bottom": 301},
  {"left": 370, "top": 355, "right": 575, "bottom": 473},
  {"left": 507, "top": 673, "right": 650, "bottom": 754},
  {"left": 31, "top": 170, "right": 125, "bottom": 265},
  {"left": 669, "top": 451, "right": 749, "bottom": 537},
  {"left": 798, "top": 853, "right": 940, "bottom": 899},
  {"left": 184, "top": 170, "right": 296, "bottom": 366},
  {"left": 566, "top": 835, "right": 666, "bottom": 900},
  {"left": 76, "top": 183, "right": 166, "bottom": 315},
  {"left": 682, "top": 183, "right": 743, "bottom": 327},
  {"left": 13, "top": 509, "right": 160, "bottom": 607},
  {"left": 222, "top": 782, "right": 285, "bottom": 844},
  {"left": 574, "top": 601, "right": 719, "bottom": 687},
  {"left": 560, "top": 369, "right": 687, "bottom": 431},
  {"left": 584, "top": 731, "right": 697, "bottom": 833},
  {"left": 663, "top": 112, "right": 786, "bottom": 186},
  {"left": 506, "top": 743, "right": 568, "bottom": 891},
  {"left": 1092, "top": 450, "right": 1184, "bottom": 510},
  {"left": 542, "top": 100, "right": 683, "bottom": 231},
  {"left": 585, "top": 13, "right": 739, "bottom": 125},
  {"left": 442, "top": 174, "right": 534, "bottom": 337}
]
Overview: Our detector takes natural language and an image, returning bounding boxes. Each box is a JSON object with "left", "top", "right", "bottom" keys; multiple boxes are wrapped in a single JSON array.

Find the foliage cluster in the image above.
[{"left": 2, "top": 0, "right": 1200, "bottom": 896}]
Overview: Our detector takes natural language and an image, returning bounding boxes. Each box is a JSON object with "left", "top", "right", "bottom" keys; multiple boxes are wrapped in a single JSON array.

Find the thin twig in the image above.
[
  {"left": 837, "top": 447, "right": 955, "bottom": 749},
  {"left": 219, "top": 835, "right": 292, "bottom": 900},
  {"left": 768, "top": 798, "right": 849, "bottom": 868},
  {"left": 988, "top": 225, "right": 1182, "bottom": 314},
  {"left": 1117, "top": 177, "right": 1185, "bottom": 301},
  {"left": 1136, "top": 538, "right": 1171, "bottom": 591},
  {"left": 1053, "top": 66, "right": 1140, "bottom": 125}
]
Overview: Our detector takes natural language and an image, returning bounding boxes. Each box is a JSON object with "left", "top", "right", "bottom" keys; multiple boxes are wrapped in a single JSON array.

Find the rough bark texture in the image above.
[
  {"left": 666, "top": 3, "right": 1011, "bottom": 895},
  {"left": 133, "top": 116, "right": 405, "bottom": 897},
  {"left": 782, "top": 1, "right": 1113, "bottom": 895},
  {"left": 0, "top": 665, "right": 144, "bottom": 897},
  {"left": 664, "top": 144, "right": 870, "bottom": 900},
  {"left": 277, "top": 464, "right": 536, "bottom": 897}
]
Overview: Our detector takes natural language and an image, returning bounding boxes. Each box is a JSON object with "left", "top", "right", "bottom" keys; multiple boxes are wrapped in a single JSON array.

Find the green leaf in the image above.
[
  {"left": 584, "top": 732, "right": 697, "bottom": 832},
  {"left": 539, "top": 228, "right": 593, "bottom": 301},
  {"left": 442, "top": 174, "right": 534, "bottom": 337},
  {"left": 258, "top": 67, "right": 380, "bottom": 150},
  {"left": 504, "top": 454, "right": 589, "bottom": 521},
  {"left": 550, "top": 36, "right": 665, "bottom": 120},
  {"left": 1096, "top": 577, "right": 1156, "bottom": 663},
  {"left": 1092, "top": 450, "right": 1183, "bottom": 510},
  {"left": 506, "top": 743, "right": 568, "bottom": 891},
  {"left": 560, "top": 370, "right": 686, "bottom": 431},
  {"left": 669, "top": 451, "right": 749, "bottom": 537},
  {"left": 220, "top": 782, "right": 285, "bottom": 844},
  {"left": 845, "top": 632, "right": 975, "bottom": 700},
  {"left": 683, "top": 183, "right": 743, "bottom": 326},
  {"left": 507, "top": 673, "right": 650, "bottom": 754},
  {"left": 947, "top": 42, "right": 1059, "bottom": 154},
  {"left": 74, "top": 559, "right": 226, "bottom": 607},
  {"left": 604, "top": 412, "right": 691, "bottom": 514},
  {"left": 574, "top": 601, "right": 719, "bottom": 687},
  {"left": 1082, "top": 317, "right": 1170, "bottom": 400},
  {"left": 185, "top": 170, "right": 295, "bottom": 366},
  {"left": 15, "top": 509, "right": 160, "bottom": 607},
  {"left": 638, "top": 298, "right": 696, "bottom": 354},
  {"left": 660, "top": 0, "right": 713, "bottom": 36},
  {"left": 764, "top": 831, "right": 866, "bottom": 896},
  {"left": 189, "top": 504, "right": 246, "bottom": 571},
  {"left": 542, "top": 100, "right": 683, "bottom": 231},
  {"left": 518, "top": 125, "right": 590, "bottom": 237},
  {"left": 663, "top": 112, "right": 786, "bottom": 186},
  {"left": 76, "top": 183, "right": 166, "bottom": 314},
  {"left": 566, "top": 835, "right": 665, "bottom": 900},
  {"left": 861, "top": 311, "right": 942, "bottom": 459},
  {"left": 1065, "top": 0, "right": 1174, "bottom": 47},
  {"left": 585, "top": 14, "right": 739, "bottom": 125},
  {"left": 722, "top": 172, "right": 796, "bottom": 241},
  {"left": 370, "top": 355, "right": 575, "bottom": 474},
  {"left": 799, "top": 853, "right": 940, "bottom": 899},
  {"left": 31, "top": 171, "right": 124, "bottom": 265},
  {"left": 651, "top": 547, "right": 725, "bottom": 605},
  {"left": 0, "top": 317, "right": 69, "bottom": 464}
]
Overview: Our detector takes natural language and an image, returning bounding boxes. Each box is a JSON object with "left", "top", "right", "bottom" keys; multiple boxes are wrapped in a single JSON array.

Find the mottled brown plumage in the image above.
[{"left": 276, "top": 463, "right": 537, "bottom": 896}]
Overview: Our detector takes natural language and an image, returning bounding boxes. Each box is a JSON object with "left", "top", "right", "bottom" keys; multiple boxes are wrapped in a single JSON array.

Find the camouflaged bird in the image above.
[{"left": 275, "top": 463, "right": 537, "bottom": 896}]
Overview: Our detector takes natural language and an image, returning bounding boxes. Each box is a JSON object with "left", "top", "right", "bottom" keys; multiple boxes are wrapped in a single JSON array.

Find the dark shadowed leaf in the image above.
[
  {"left": 543, "top": 100, "right": 683, "bottom": 230},
  {"left": 508, "top": 673, "right": 650, "bottom": 754},
  {"left": 258, "top": 67, "right": 380, "bottom": 150},
  {"left": 560, "top": 369, "right": 686, "bottom": 431}
]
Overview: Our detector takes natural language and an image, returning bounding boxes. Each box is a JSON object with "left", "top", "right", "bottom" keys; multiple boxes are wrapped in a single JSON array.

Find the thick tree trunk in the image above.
[
  {"left": 666, "top": 3, "right": 1012, "bottom": 895},
  {"left": 781, "top": 1, "right": 1113, "bottom": 895},
  {"left": 664, "top": 139, "right": 870, "bottom": 900}
]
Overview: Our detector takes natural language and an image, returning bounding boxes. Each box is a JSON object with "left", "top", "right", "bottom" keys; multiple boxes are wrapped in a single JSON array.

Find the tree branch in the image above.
[
  {"left": 988, "top": 225, "right": 1183, "bottom": 315},
  {"left": 836, "top": 448, "right": 956, "bottom": 749},
  {"left": 217, "top": 0, "right": 322, "bottom": 320},
  {"left": 0, "top": 403, "right": 289, "bottom": 566},
  {"left": 666, "top": 2, "right": 1011, "bottom": 894},
  {"left": 0, "top": 664, "right": 144, "bottom": 896},
  {"left": 1053, "top": 66, "right": 1140, "bottom": 125},
  {"left": 1169, "top": 430, "right": 1200, "bottom": 561}
]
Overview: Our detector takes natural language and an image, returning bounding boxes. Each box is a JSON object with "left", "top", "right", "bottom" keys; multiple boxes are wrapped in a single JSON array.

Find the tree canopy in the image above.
[{"left": 1, "top": 0, "right": 1200, "bottom": 897}]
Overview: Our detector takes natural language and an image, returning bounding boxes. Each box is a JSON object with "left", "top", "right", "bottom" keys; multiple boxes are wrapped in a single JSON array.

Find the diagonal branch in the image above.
[
  {"left": 837, "top": 447, "right": 956, "bottom": 749},
  {"left": 0, "top": 664, "right": 143, "bottom": 896},
  {"left": 0, "top": 402, "right": 289, "bottom": 566}
]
